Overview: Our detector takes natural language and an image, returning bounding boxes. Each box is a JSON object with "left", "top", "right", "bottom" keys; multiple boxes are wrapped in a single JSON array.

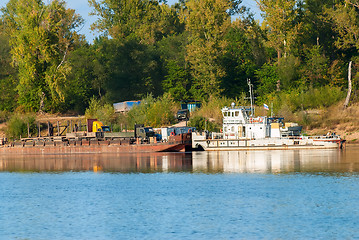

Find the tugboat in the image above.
[{"left": 192, "top": 102, "right": 345, "bottom": 151}]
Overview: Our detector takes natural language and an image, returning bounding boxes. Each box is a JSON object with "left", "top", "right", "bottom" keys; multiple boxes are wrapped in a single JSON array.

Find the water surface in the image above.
[{"left": 1, "top": 146, "right": 359, "bottom": 239}]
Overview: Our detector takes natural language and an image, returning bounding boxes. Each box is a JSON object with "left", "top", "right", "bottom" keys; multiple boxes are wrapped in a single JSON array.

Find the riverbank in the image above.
[
  {"left": 302, "top": 102, "right": 359, "bottom": 143},
  {"left": 2, "top": 101, "right": 359, "bottom": 143}
]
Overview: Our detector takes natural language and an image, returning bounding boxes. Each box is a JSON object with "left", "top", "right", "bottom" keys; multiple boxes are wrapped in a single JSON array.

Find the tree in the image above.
[
  {"left": 1, "top": 0, "right": 84, "bottom": 112},
  {"left": 326, "top": 1, "right": 359, "bottom": 51},
  {"left": 256, "top": 0, "right": 301, "bottom": 60},
  {"left": 302, "top": 45, "right": 329, "bottom": 87},
  {"left": 162, "top": 60, "right": 191, "bottom": 101},
  {"left": 185, "top": 0, "right": 232, "bottom": 99},
  {"left": 89, "top": 0, "right": 184, "bottom": 44},
  {"left": 0, "top": 23, "right": 18, "bottom": 111},
  {"left": 220, "top": 19, "right": 265, "bottom": 98}
]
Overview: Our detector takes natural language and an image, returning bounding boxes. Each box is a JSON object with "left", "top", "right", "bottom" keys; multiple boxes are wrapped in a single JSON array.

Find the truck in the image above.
[
  {"left": 66, "top": 120, "right": 160, "bottom": 142},
  {"left": 87, "top": 121, "right": 155, "bottom": 141},
  {"left": 87, "top": 119, "right": 111, "bottom": 133}
]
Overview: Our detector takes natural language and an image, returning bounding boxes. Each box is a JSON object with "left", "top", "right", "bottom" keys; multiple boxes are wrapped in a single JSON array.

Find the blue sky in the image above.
[{"left": 0, "top": 0, "right": 260, "bottom": 43}]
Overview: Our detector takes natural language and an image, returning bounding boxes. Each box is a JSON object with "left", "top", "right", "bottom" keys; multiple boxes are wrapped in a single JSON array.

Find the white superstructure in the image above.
[{"left": 192, "top": 103, "right": 345, "bottom": 151}]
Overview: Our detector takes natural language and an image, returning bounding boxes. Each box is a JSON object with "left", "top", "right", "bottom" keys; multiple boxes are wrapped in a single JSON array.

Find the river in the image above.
[{"left": 1, "top": 146, "right": 359, "bottom": 239}]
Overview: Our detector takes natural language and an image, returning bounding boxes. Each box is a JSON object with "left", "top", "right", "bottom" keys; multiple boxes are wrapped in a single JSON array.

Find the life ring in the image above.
[
  {"left": 259, "top": 117, "right": 263, "bottom": 123},
  {"left": 249, "top": 118, "right": 253, "bottom": 123},
  {"left": 188, "top": 129, "right": 192, "bottom": 133},
  {"left": 170, "top": 132, "right": 175, "bottom": 136}
]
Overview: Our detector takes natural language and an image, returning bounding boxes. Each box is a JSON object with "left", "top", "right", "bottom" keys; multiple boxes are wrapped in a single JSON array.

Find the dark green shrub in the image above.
[{"left": 6, "top": 114, "right": 36, "bottom": 140}]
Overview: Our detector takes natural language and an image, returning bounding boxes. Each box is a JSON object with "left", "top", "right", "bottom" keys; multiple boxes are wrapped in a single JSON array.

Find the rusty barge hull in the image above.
[
  {"left": 0, "top": 143, "right": 187, "bottom": 155},
  {"left": 0, "top": 133, "right": 192, "bottom": 155}
]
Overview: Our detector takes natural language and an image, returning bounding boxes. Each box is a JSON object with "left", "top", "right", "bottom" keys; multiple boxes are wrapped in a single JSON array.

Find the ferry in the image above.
[{"left": 192, "top": 103, "right": 346, "bottom": 151}]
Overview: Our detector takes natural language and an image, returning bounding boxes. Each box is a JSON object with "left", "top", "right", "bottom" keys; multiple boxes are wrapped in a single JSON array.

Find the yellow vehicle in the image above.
[
  {"left": 93, "top": 121, "right": 111, "bottom": 132},
  {"left": 87, "top": 119, "right": 111, "bottom": 133}
]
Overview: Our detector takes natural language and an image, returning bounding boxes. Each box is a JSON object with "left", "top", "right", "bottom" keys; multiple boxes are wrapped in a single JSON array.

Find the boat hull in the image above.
[{"left": 193, "top": 137, "right": 346, "bottom": 151}]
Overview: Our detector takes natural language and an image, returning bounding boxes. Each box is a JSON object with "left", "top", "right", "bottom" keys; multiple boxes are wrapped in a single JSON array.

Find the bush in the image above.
[
  {"left": 6, "top": 114, "right": 36, "bottom": 140},
  {"left": 192, "top": 95, "right": 247, "bottom": 125},
  {"left": 262, "top": 86, "right": 345, "bottom": 115},
  {"left": 85, "top": 97, "right": 117, "bottom": 125},
  {"left": 0, "top": 111, "right": 8, "bottom": 123},
  {"left": 125, "top": 93, "right": 177, "bottom": 128},
  {"left": 188, "top": 116, "right": 220, "bottom": 132}
]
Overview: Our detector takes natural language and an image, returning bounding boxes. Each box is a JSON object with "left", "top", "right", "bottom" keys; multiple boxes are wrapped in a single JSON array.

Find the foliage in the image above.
[
  {"left": 5, "top": 113, "right": 36, "bottom": 140},
  {"left": 192, "top": 95, "right": 247, "bottom": 124},
  {"left": 220, "top": 21, "right": 260, "bottom": 97},
  {"left": 277, "top": 55, "right": 300, "bottom": 91},
  {"left": 188, "top": 116, "right": 219, "bottom": 132},
  {"left": 1, "top": 0, "right": 84, "bottom": 112},
  {"left": 270, "top": 86, "right": 345, "bottom": 113},
  {"left": 162, "top": 60, "right": 191, "bottom": 101},
  {"left": 85, "top": 97, "right": 117, "bottom": 125},
  {"left": 185, "top": 0, "right": 231, "bottom": 99},
  {"left": 255, "top": 63, "right": 279, "bottom": 97},
  {"left": 301, "top": 45, "right": 329, "bottom": 86},
  {"left": 325, "top": 2, "right": 359, "bottom": 51},
  {"left": 256, "top": 0, "right": 301, "bottom": 60},
  {"left": 89, "top": 0, "right": 183, "bottom": 44},
  {"left": 125, "top": 94, "right": 177, "bottom": 128}
]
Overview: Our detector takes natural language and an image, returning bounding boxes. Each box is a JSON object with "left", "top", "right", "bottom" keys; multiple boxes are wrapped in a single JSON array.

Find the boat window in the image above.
[
  {"left": 224, "top": 127, "right": 227, "bottom": 132},
  {"left": 224, "top": 112, "right": 228, "bottom": 117},
  {"left": 235, "top": 111, "right": 239, "bottom": 116},
  {"left": 231, "top": 112, "right": 234, "bottom": 117}
]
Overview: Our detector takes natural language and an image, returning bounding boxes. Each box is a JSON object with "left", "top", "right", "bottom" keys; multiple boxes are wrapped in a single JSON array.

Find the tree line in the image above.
[{"left": 0, "top": 0, "right": 358, "bottom": 114}]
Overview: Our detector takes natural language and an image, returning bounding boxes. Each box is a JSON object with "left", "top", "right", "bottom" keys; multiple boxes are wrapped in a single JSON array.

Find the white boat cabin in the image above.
[{"left": 221, "top": 103, "right": 300, "bottom": 140}]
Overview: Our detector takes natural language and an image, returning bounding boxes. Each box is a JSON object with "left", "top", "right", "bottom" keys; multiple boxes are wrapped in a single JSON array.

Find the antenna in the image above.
[{"left": 247, "top": 78, "right": 254, "bottom": 116}]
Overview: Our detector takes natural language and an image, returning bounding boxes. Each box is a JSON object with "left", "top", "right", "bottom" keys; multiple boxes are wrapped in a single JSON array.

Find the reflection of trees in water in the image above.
[{"left": 0, "top": 153, "right": 193, "bottom": 173}]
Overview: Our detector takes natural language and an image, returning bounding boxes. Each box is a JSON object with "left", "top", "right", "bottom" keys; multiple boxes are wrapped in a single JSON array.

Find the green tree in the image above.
[
  {"left": 1, "top": 0, "right": 84, "bottom": 112},
  {"left": 256, "top": 0, "right": 301, "bottom": 60},
  {"left": 89, "top": 0, "right": 183, "bottom": 44},
  {"left": 302, "top": 45, "right": 329, "bottom": 87},
  {"left": 220, "top": 19, "right": 264, "bottom": 98},
  {"left": 0, "top": 23, "right": 18, "bottom": 111},
  {"left": 185, "top": 0, "right": 232, "bottom": 99},
  {"left": 255, "top": 63, "right": 279, "bottom": 96},
  {"left": 326, "top": 1, "right": 359, "bottom": 51},
  {"left": 162, "top": 60, "right": 191, "bottom": 101}
]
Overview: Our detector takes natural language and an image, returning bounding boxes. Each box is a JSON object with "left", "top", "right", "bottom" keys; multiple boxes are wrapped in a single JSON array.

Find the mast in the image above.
[{"left": 247, "top": 78, "right": 254, "bottom": 116}]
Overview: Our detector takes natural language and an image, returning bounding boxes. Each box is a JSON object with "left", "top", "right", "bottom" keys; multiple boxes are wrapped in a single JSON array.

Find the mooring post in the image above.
[
  {"left": 57, "top": 121, "right": 60, "bottom": 136},
  {"left": 27, "top": 122, "right": 30, "bottom": 138},
  {"left": 47, "top": 121, "right": 50, "bottom": 137},
  {"left": 70, "top": 120, "right": 73, "bottom": 133},
  {"left": 38, "top": 122, "right": 41, "bottom": 138}
]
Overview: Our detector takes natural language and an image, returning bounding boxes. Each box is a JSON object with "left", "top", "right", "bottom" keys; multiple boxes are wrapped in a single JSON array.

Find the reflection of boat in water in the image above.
[
  {"left": 192, "top": 150, "right": 346, "bottom": 173},
  {"left": 1, "top": 147, "right": 358, "bottom": 173},
  {"left": 192, "top": 103, "right": 346, "bottom": 151},
  {"left": 0, "top": 152, "right": 193, "bottom": 173}
]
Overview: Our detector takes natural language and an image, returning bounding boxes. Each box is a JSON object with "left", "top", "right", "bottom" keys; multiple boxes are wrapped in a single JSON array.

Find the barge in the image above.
[{"left": 0, "top": 133, "right": 192, "bottom": 155}]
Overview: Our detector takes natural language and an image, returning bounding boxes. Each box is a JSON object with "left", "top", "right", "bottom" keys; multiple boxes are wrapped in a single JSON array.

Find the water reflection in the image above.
[
  {"left": 1, "top": 145, "right": 359, "bottom": 173},
  {"left": 0, "top": 153, "right": 193, "bottom": 173}
]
